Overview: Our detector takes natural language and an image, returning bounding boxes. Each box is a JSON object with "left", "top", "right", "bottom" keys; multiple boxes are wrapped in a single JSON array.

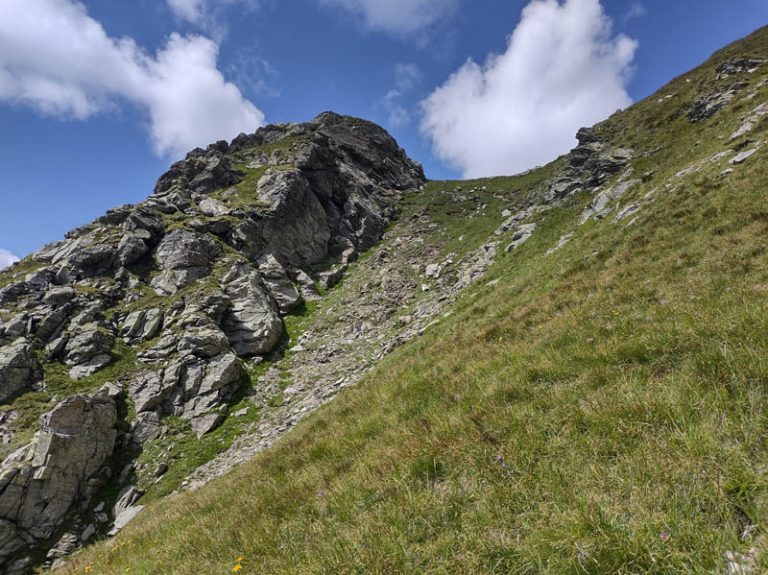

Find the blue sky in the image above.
[{"left": 0, "top": 0, "right": 766, "bottom": 264}]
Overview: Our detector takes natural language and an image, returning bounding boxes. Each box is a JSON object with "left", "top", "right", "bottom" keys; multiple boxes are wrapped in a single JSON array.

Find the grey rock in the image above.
[
  {"left": 0, "top": 339, "right": 43, "bottom": 405},
  {"left": 35, "top": 305, "right": 73, "bottom": 343},
  {"left": 117, "top": 232, "right": 151, "bottom": 267},
  {"left": 258, "top": 255, "right": 302, "bottom": 313},
  {"left": 109, "top": 504, "right": 144, "bottom": 536},
  {"left": 0, "top": 283, "right": 29, "bottom": 306},
  {"left": 2, "top": 315, "right": 29, "bottom": 339},
  {"left": 579, "top": 179, "right": 641, "bottom": 224},
  {"left": 425, "top": 264, "right": 442, "bottom": 279},
  {"left": 0, "top": 391, "right": 118, "bottom": 568},
  {"left": 190, "top": 412, "right": 225, "bottom": 437},
  {"left": 112, "top": 486, "right": 141, "bottom": 518},
  {"left": 505, "top": 224, "right": 537, "bottom": 253},
  {"left": 153, "top": 462, "right": 169, "bottom": 478},
  {"left": 292, "top": 269, "right": 321, "bottom": 301},
  {"left": 155, "top": 151, "right": 240, "bottom": 197},
  {"left": 132, "top": 411, "right": 163, "bottom": 444},
  {"left": 109, "top": 485, "right": 144, "bottom": 535},
  {"left": 317, "top": 265, "right": 347, "bottom": 290},
  {"left": 614, "top": 204, "right": 641, "bottom": 223},
  {"left": 123, "top": 208, "right": 165, "bottom": 240},
  {"left": 46, "top": 532, "right": 78, "bottom": 562},
  {"left": 42, "top": 287, "right": 76, "bottom": 307},
  {"left": 177, "top": 325, "right": 230, "bottom": 358},
  {"left": 221, "top": 265, "right": 282, "bottom": 357},
  {"left": 64, "top": 324, "right": 114, "bottom": 380},
  {"left": 730, "top": 147, "right": 760, "bottom": 165},
  {"left": 137, "top": 330, "right": 179, "bottom": 363},
  {"left": 546, "top": 233, "right": 575, "bottom": 255},
  {"left": 199, "top": 197, "right": 231, "bottom": 217},
  {"left": 151, "top": 230, "right": 222, "bottom": 295},
  {"left": 120, "top": 308, "right": 164, "bottom": 344},
  {"left": 689, "top": 82, "right": 748, "bottom": 122},
  {"left": 130, "top": 372, "right": 173, "bottom": 414},
  {"left": 731, "top": 102, "right": 768, "bottom": 140},
  {"left": 716, "top": 58, "right": 765, "bottom": 79},
  {"left": 80, "top": 523, "right": 96, "bottom": 542}
]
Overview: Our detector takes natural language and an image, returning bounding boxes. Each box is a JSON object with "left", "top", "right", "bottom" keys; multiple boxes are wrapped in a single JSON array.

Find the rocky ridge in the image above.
[
  {"left": 0, "top": 46, "right": 765, "bottom": 573},
  {"left": 0, "top": 111, "right": 423, "bottom": 570}
]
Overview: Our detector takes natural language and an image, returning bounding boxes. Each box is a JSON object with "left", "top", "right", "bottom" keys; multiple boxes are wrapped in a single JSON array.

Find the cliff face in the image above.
[{"left": 0, "top": 112, "right": 424, "bottom": 571}]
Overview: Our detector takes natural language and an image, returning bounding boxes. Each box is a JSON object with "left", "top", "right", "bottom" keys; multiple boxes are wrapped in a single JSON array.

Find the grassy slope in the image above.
[{"left": 60, "top": 28, "right": 768, "bottom": 574}]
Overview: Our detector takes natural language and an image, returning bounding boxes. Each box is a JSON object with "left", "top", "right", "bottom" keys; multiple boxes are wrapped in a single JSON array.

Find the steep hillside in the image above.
[
  {"left": 0, "top": 112, "right": 427, "bottom": 572},
  {"left": 2, "top": 24, "right": 768, "bottom": 575}
]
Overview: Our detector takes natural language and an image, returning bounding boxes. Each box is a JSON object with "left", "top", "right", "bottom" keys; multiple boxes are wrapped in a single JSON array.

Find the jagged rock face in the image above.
[
  {"left": 0, "top": 389, "right": 118, "bottom": 569},
  {"left": 0, "top": 112, "right": 424, "bottom": 566},
  {"left": 545, "top": 127, "right": 633, "bottom": 201}
]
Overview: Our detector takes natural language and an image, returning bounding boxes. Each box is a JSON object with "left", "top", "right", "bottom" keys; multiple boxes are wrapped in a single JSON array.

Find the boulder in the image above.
[
  {"left": 199, "top": 198, "right": 231, "bottom": 217},
  {"left": 117, "top": 232, "right": 151, "bottom": 267},
  {"left": 0, "top": 339, "right": 43, "bottom": 405},
  {"left": 64, "top": 324, "right": 114, "bottom": 380},
  {"left": 258, "top": 255, "right": 303, "bottom": 313},
  {"left": 151, "top": 230, "right": 222, "bottom": 295},
  {"left": 177, "top": 325, "right": 230, "bottom": 358},
  {"left": 221, "top": 265, "right": 283, "bottom": 357},
  {"left": 0, "top": 390, "right": 118, "bottom": 568},
  {"left": 42, "top": 287, "right": 76, "bottom": 307},
  {"left": 119, "top": 309, "right": 164, "bottom": 344}
]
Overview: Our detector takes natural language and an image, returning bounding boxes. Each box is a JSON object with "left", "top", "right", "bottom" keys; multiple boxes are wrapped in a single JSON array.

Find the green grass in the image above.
[{"left": 47, "top": 24, "right": 768, "bottom": 575}]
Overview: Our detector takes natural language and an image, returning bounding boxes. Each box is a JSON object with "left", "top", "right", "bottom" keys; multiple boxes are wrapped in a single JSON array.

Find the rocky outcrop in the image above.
[
  {"left": 0, "top": 112, "right": 425, "bottom": 567},
  {"left": 546, "top": 127, "right": 633, "bottom": 201},
  {"left": 0, "top": 339, "right": 43, "bottom": 405},
  {"left": 0, "top": 388, "right": 119, "bottom": 570}
]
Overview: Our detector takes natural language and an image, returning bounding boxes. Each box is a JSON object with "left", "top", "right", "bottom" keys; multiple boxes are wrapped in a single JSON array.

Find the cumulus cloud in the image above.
[
  {"left": 0, "top": 0, "right": 265, "bottom": 158},
  {"left": 321, "top": 0, "right": 459, "bottom": 35},
  {"left": 421, "top": 0, "right": 637, "bottom": 178},
  {"left": 0, "top": 249, "right": 19, "bottom": 270}
]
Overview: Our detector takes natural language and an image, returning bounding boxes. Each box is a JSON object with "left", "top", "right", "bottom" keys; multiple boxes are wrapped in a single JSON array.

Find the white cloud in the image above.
[
  {"left": 0, "top": 249, "right": 19, "bottom": 270},
  {"left": 143, "top": 34, "right": 264, "bottom": 157},
  {"left": 321, "top": 0, "right": 459, "bottom": 35},
  {"left": 380, "top": 63, "right": 422, "bottom": 128},
  {"left": 421, "top": 0, "right": 637, "bottom": 178},
  {"left": 167, "top": 0, "right": 206, "bottom": 23},
  {"left": 0, "top": 0, "right": 265, "bottom": 159}
]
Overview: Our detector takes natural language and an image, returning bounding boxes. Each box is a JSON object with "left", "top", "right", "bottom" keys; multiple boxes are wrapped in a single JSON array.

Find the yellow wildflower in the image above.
[
  {"left": 232, "top": 565, "right": 242, "bottom": 573},
  {"left": 84, "top": 565, "right": 94, "bottom": 574},
  {"left": 236, "top": 556, "right": 244, "bottom": 563}
]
